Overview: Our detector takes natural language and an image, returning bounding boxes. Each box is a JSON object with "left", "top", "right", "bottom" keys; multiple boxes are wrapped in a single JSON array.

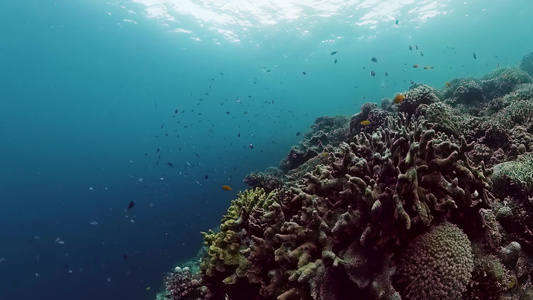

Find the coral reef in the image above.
[
  {"left": 158, "top": 60, "right": 533, "bottom": 300},
  {"left": 280, "top": 115, "right": 349, "bottom": 172},
  {"left": 521, "top": 52, "right": 533, "bottom": 77},
  {"left": 393, "top": 222, "right": 474, "bottom": 300}
]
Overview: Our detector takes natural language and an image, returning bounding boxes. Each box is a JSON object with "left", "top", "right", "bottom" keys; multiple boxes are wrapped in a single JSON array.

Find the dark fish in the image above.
[
  {"left": 195, "top": 153, "right": 200, "bottom": 158},
  {"left": 166, "top": 162, "right": 174, "bottom": 167},
  {"left": 127, "top": 201, "right": 135, "bottom": 210},
  {"left": 225, "top": 111, "right": 230, "bottom": 114},
  {"left": 334, "top": 59, "right": 338, "bottom": 64},
  {"left": 249, "top": 143, "right": 254, "bottom": 149},
  {"left": 409, "top": 45, "right": 413, "bottom": 50},
  {"left": 473, "top": 52, "right": 477, "bottom": 59},
  {"left": 395, "top": 19, "right": 399, "bottom": 25},
  {"left": 266, "top": 70, "right": 271, "bottom": 72},
  {"left": 174, "top": 109, "right": 178, "bottom": 114},
  {"left": 63, "top": 264, "right": 71, "bottom": 272},
  {"left": 205, "top": 175, "right": 208, "bottom": 179},
  {"left": 160, "top": 124, "right": 164, "bottom": 129},
  {"left": 371, "top": 57, "right": 378, "bottom": 62},
  {"left": 124, "top": 254, "right": 128, "bottom": 260},
  {"left": 296, "top": 132, "right": 301, "bottom": 136},
  {"left": 238, "top": 133, "right": 240, "bottom": 137},
  {"left": 420, "top": 52, "right": 424, "bottom": 57},
  {"left": 220, "top": 72, "right": 224, "bottom": 75},
  {"left": 370, "top": 70, "right": 376, "bottom": 77},
  {"left": 385, "top": 71, "right": 389, "bottom": 76},
  {"left": 302, "top": 71, "right": 306, "bottom": 75},
  {"left": 415, "top": 45, "right": 419, "bottom": 50},
  {"left": 331, "top": 51, "right": 337, "bottom": 55}
]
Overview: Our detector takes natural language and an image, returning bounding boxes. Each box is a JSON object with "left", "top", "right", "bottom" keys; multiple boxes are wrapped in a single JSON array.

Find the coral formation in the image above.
[
  {"left": 393, "top": 222, "right": 474, "bottom": 300},
  {"left": 158, "top": 59, "right": 533, "bottom": 300}
]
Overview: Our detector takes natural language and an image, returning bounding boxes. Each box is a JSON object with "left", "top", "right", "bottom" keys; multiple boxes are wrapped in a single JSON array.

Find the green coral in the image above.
[
  {"left": 201, "top": 188, "right": 278, "bottom": 281},
  {"left": 393, "top": 222, "right": 474, "bottom": 300},
  {"left": 491, "top": 153, "right": 533, "bottom": 193}
]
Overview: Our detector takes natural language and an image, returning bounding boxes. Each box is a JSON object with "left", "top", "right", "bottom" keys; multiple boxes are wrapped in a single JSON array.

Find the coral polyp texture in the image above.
[
  {"left": 393, "top": 222, "right": 474, "bottom": 300},
  {"left": 157, "top": 57, "right": 533, "bottom": 300}
]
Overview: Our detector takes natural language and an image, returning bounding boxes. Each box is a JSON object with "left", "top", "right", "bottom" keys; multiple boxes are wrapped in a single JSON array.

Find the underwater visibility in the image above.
[{"left": 1, "top": 1, "right": 533, "bottom": 300}]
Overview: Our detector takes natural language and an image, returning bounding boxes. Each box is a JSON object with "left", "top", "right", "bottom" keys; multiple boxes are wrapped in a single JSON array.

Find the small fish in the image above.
[
  {"left": 146, "top": 287, "right": 151, "bottom": 291},
  {"left": 249, "top": 143, "right": 254, "bottom": 149},
  {"left": 334, "top": 59, "right": 338, "bottom": 64},
  {"left": 395, "top": 19, "right": 399, "bottom": 25},
  {"left": 385, "top": 71, "right": 389, "bottom": 76},
  {"left": 409, "top": 45, "right": 413, "bottom": 51},
  {"left": 413, "top": 64, "right": 420, "bottom": 68},
  {"left": 445, "top": 82, "right": 452, "bottom": 87},
  {"left": 370, "top": 70, "right": 376, "bottom": 77},
  {"left": 195, "top": 153, "right": 200, "bottom": 158},
  {"left": 420, "top": 52, "right": 424, "bottom": 57},
  {"left": 302, "top": 71, "right": 306, "bottom": 75},
  {"left": 371, "top": 57, "right": 378, "bottom": 63},
  {"left": 124, "top": 254, "right": 128, "bottom": 260},
  {"left": 296, "top": 132, "right": 301, "bottom": 136},
  {"left": 222, "top": 185, "right": 232, "bottom": 191},
  {"left": 238, "top": 133, "right": 240, "bottom": 137},
  {"left": 473, "top": 52, "right": 477, "bottom": 59},
  {"left": 160, "top": 124, "right": 164, "bottom": 129},
  {"left": 331, "top": 51, "right": 337, "bottom": 55},
  {"left": 415, "top": 45, "right": 419, "bottom": 50},
  {"left": 423, "top": 66, "right": 434, "bottom": 70},
  {"left": 174, "top": 109, "right": 178, "bottom": 114},
  {"left": 89, "top": 221, "right": 98, "bottom": 225},
  {"left": 225, "top": 111, "right": 230, "bottom": 114},
  {"left": 220, "top": 72, "right": 224, "bottom": 75},
  {"left": 394, "top": 93, "right": 406, "bottom": 104},
  {"left": 127, "top": 201, "right": 135, "bottom": 210},
  {"left": 205, "top": 175, "right": 208, "bottom": 179},
  {"left": 360, "top": 120, "right": 371, "bottom": 126},
  {"left": 166, "top": 162, "right": 174, "bottom": 168}
]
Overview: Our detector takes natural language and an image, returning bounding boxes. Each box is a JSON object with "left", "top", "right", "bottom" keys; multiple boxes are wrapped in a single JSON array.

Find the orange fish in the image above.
[
  {"left": 445, "top": 82, "right": 452, "bottom": 87},
  {"left": 423, "top": 66, "right": 434, "bottom": 70},
  {"left": 360, "top": 120, "right": 371, "bottom": 126},
  {"left": 393, "top": 93, "right": 405, "bottom": 104},
  {"left": 413, "top": 64, "right": 420, "bottom": 68},
  {"left": 222, "top": 185, "right": 232, "bottom": 191}
]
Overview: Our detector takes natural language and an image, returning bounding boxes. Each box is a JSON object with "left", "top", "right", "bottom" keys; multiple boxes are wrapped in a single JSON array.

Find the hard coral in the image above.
[
  {"left": 393, "top": 222, "right": 474, "bottom": 300},
  {"left": 397, "top": 84, "right": 440, "bottom": 117}
]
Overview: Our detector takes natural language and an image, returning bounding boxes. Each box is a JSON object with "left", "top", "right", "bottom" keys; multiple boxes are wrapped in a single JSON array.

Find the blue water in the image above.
[{"left": 0, "top": 0, "right": 531, "bottom": 299}]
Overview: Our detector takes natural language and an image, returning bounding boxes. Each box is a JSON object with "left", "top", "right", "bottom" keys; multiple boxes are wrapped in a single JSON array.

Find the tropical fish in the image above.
[
  {"left": 222, "top": 185, "right": 232, "bottom": 191},
  {"left": 445, "top": 82, "right": 452, "bottom": 87},
  {"left": 360, "top": 120, "right": 371, "bottom": 126},
  {"left": 423, "top": 66, "right": 434, "bottom": 70},
  {"left": 394, "top": 93, "right": 406, "bottom": 104},
  {"left": 371, "top": 57, "right": 378, "bottom": 62},
  {"left": 413, "top": 64, "right": 420, "bottom": 68}
]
